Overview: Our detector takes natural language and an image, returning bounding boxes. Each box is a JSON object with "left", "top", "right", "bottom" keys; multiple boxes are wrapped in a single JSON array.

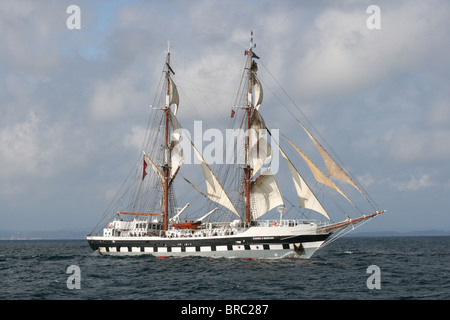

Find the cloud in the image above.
[
  {"left": 1, "top": 0, "right": 449, "bottom": 232},
  {"left": 0, "top": 0, "right": 67, "bottom": 76},
  {"left": 384, "top": 174, "right": 434, "bottom": 191},
  {"left": 0, "top": 111, "right": 63, "bottom": 180},
  {"left": 383, "top": 125, "right": 450, "bottom": 164},
  {"left": 357, "top": 172, "right": 375, "bottom": 188},
  {"left": 294, "top": 1, "right": 450, "bottom": 99}
]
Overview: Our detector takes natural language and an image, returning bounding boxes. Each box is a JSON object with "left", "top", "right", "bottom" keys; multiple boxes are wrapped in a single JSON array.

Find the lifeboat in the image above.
[{"left": 172, "top": 221, "right": 201, "bottom": 229}]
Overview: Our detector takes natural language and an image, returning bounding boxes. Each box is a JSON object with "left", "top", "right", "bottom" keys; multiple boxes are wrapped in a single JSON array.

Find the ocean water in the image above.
[{"left": 1, "top": 237, "right": 449, "bottom": 302}]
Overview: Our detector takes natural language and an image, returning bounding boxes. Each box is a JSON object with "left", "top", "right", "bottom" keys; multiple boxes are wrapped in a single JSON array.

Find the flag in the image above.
[
  {"left": 244, "top": 50, "right": 260, "bottom": 59},
  {"left": 142, "top": 157, "right": 148, "bottom": 180},
  {"left": 231, "top": 109, "right": 235, "bottom": 118}
]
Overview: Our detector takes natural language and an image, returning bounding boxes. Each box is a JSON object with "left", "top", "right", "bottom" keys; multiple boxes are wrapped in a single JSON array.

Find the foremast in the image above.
[
  {"left": 146, "top": 46, "right": 181, "bottom": 232},
  {"left": 163, "top": 51, "right": 171, "bottom": 231}
]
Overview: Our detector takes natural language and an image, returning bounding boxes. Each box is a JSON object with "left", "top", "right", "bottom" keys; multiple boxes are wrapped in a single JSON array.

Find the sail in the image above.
[
  {"left": 253, "top": 75, "right": 263, "bottom": 110},
  {"left": 284, "top": 135, "right": 354, "bottom": 205},
  {"left": 249, "top": 137, "right": 271, "bottom": 178},
  {"left": 170, "top": 138, "right": 183, "bottom": 180},
  {"left": 250, "top": 169, "right": 284, "bottom": 220},
  {"left": 169, "top": 111, "right": 184, "bottom": 180},
  {"left": 143, "top": 151, "right": 164, "bottom": 184},
  {"left": 279, "top": 148, "right": 330, "bottom": 219},
  {"left": 248, "top": 110, "right": 271, "bottom": 178},
  {"left": 168, "top": 76, "right": 179, "bottom": 115},
  {"left": 298, "top": 121, "right": 366, "bottom": 198},
  {"left": 192, "top": 145, "right": 240, "bottom": 217}
]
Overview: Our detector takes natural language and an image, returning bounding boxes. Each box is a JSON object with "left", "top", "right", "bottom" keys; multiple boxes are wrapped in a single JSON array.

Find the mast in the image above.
[
  {"left": 244, "top": 31, "right": 255, "bottom": 225},
  {"left": 163, "top": 49, "right": 171, "bottom": 231}
]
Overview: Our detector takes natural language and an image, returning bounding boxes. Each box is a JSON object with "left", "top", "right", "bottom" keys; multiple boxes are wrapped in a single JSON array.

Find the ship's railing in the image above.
[{"left": 251, "top": 219, "right": 321, "bottom": 228}]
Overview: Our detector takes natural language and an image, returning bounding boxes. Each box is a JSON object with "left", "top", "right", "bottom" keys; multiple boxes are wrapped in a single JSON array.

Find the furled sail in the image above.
[
  {"left": 298, "top": 121, "right": 366, "bottom": 198},
  {"left": 192, "top": 145, "right": 240, "bottom": 217},
  {"left": 168, "top": 76, "right": 179, "bottom": 115},
  {"left": 279, "top": 147, "right": 330, "bottom": 219},
  {"left": 250, "top": 169, "right": 284, "bottom": 220},
  {"left": 143, "top": 151, "right": 164, "bottom": 184},
  {"left": 283, "top": 135, "right": 354, "bottom": 205}
]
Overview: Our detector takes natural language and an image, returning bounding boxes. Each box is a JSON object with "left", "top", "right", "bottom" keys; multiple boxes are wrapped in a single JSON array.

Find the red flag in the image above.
[
  {"left": 142, "top": 158, "right": 148, "bottom": 180},
  {"left": 244, "top": 50, "right": 249, "bottom": 56},
  {"left": 231, "top": 109, "right": 235, "bottom": 118}
]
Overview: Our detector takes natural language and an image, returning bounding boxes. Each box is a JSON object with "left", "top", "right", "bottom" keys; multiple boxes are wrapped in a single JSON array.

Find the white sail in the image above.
[
  {"left": 248, "top": 110, "right": 271, "bottom": 178},
  {"left": 192, "top": 145, "right": 240, "bottom": 217},
  {"left": 298, "top": 121, "right": 366, "bottom": 198},
  {"left": 279, "top": 148, "right": 330, "bottom": 219},
  {"left": 250, "top": 169, "right": 284, "bottom": 220},
  {"left": 253, "top": 75, "right": 263, "bottom": 110},
  {"left": 284, "top": 136, "right": 354, "bottom": 205},
  {"left": 168, "top": 76, "right": 179, "bottom": 115},
  {"left": 170, "top": 138, "right": 183, "bottom": 180},
  {"left": 249, "top": 136, "right": 271, "bottom": 178},
  {"left": 169, "top": 112, "right": 184, "bottom": 180}
]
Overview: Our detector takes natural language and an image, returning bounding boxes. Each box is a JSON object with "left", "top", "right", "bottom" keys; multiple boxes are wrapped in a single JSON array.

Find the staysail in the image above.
[
  {"left": 298, "top": 121, "right": 366, "bottom": 199},
  {"left": 279, "top": 147, "right": 330, "bottom": 219},
  {"left": 283, "top": 135, "right": 354, "bottom": 205},
  {"left": 192, "top": 145, "right": 240, "bottom": 217}
]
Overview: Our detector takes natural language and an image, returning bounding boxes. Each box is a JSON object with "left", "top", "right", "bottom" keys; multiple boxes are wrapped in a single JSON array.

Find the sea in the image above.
[{"left": 1, "top": 236, "right": 449, "bottom": 315}]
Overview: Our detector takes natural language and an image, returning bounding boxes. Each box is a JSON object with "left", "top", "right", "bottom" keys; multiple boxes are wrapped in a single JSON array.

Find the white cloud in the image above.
[
  {"left": 88, "top": 66, "right": 149, "bottom": 122},
  {"left": 294, "top": 1, "right": 449, "bottom": 99},
  {"left": 0, "top": 111, "right": 63, "bottom": 180},
  {"left": 0, "top": 0, "right": 65, "bottom": 76},
  {"left": 384, "top": 174, "right": 434, "bottom": 191}
]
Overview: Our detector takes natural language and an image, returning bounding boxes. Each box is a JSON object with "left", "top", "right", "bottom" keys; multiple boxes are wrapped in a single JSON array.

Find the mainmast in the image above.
[{"left": 244, "top": 31, "right": 256, "bottom": 224}]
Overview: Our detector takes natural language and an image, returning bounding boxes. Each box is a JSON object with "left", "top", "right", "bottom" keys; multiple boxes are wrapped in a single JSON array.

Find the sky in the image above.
[{"left": 1, "top": 0, "right": 449, "bottom": 234}]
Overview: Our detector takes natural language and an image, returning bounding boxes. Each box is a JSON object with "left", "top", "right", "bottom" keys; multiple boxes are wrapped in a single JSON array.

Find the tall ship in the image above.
[{"left": 86, "top": 33, "right": 385, "bottom": 259}]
